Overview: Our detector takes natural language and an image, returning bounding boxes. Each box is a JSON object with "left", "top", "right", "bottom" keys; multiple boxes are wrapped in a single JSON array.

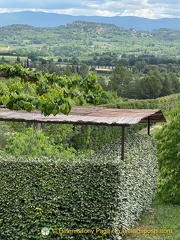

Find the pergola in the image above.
[{"left": 0, "top": 106, "right": 166, "bottom": 160}]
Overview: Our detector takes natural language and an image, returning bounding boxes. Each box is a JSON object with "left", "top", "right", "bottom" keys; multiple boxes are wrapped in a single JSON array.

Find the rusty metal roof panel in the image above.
[{"left": 0, "top": 106, "right": 166, "bottom": 126}]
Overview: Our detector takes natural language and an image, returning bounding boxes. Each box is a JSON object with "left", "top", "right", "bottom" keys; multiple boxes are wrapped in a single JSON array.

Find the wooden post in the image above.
[
  {"left": 148, "top": 117, "right": 150, "bottom": 135},
  {"left": 121, "top": 126, "right": 125, "bottom": 161}
]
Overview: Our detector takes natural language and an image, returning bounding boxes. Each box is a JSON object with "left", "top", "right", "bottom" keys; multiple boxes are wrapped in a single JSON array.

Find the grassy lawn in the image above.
[{"left": 123, "top": 202, "right": 180, "bottom": 240}]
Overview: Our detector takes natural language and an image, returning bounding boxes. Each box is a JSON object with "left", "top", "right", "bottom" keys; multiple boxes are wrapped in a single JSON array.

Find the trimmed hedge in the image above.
[{"left": 0, "top": 134, "right": 158, "bottom": 240}]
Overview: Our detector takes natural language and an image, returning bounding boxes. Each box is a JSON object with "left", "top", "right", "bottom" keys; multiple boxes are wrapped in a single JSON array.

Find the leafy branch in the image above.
[{"left": 0, "top": 64, "right": 102, "bottom": 116}]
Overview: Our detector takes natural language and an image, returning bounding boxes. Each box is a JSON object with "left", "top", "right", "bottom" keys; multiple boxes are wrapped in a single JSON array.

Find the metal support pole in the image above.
[
  {"left": 148, "top": 117, "right": 150, "bottom": 135},
  {"left": 121, "top": 126, "right": 125, "bottom": 161},
  {"left": 37, "top": 123, "right": 42, "bottom": 131}
]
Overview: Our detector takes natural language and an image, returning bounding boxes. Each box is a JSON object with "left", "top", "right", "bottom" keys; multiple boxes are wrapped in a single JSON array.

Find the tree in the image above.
[
  {"left": 0, "top": 57, "right": 6, "bottom": 63},
  {"left": 160, "top": 73, "right": 174, "bottom": 96},
  {"left": 140, "top": 70, "right": 163, "bottom": 99},
  {"left": 159, "top": 72, "right": 180, "bottom": 97},
  {"left": 169, "top": 72, "right": 180, "bottom": 93},
  {"left": 93, "top": 55, "right": 98, "bottom": 62},
  {"left": 96, "top": 55, "right": 112, "bottom": 66},
  {"left": 15, "top": 56, "right": 21, "bottom": 64},
  {"left": 27, "top": 52, "right": 39, "bottom": 61},
  {"left": 156, "top": 105, "right": 180, "bottom": 204},
  {"left": 109, "top": 64, "right": 133, "bottom": 98},
  {"left": 58, "top": 58, "right": 63, "bottom": 62},
  {"left": 78, "top": 64, "right": 89, "bottom": 78},
  {"left": 71, "top": 57, "right": 79, "bottom": 65},
  {"left": 0, "top": 64, "right": 102, "bottom": 116},
  {"left": 134, "top": 60, "right": 147, "bottom": 73}
]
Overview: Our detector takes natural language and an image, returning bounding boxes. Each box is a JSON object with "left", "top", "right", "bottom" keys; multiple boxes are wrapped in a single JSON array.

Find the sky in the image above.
[{"left": 0, "top": 0, "right": 179, "bottom": 19}]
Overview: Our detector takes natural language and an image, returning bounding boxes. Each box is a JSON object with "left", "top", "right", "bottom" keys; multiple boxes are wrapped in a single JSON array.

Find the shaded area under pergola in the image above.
[{"left": 0, "top": 106, "right": 166, "bottom": 160}]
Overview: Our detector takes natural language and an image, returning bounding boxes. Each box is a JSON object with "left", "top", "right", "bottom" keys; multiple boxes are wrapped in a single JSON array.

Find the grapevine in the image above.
[{"left": 0, "top": 64, "right": 102, "bottom": 116}]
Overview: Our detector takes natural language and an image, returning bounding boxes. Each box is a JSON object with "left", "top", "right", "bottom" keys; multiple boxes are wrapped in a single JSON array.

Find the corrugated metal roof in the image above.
[{"left": 0, "top": 106, "right": 166, "bottom": 126}]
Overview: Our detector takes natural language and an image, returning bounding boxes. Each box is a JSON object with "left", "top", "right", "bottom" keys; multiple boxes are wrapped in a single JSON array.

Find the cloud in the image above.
[
  {"left": 0, "top": 7, "right": 121, "bottom": 17},
  {"left": 84, "top": 0, "right": 180, "bottom": 19},
  {"left": 147, "top": 0, "right": 178, "bottom": 4},
  {"left": 0, "top": 0, "right": 179, "bottom": 19}
]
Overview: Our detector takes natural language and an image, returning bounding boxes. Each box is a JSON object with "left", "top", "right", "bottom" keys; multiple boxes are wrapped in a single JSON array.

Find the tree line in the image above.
[{"left": 108, "top": 64, "right": 180, "bottom": 99}]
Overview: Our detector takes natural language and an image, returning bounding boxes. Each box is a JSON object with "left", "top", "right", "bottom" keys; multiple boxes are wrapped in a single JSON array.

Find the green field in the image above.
[{"left": 0, "top": 55, "right": 27, "bottom": 63}]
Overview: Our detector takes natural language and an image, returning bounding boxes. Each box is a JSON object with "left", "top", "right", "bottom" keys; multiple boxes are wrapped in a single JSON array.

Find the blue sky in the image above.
[{"left": 0, "top": 0, "right": 179, "bottom": 19}]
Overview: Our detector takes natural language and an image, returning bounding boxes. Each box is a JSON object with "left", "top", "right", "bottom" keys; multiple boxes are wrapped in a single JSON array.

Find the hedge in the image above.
[{"left": 0, "top": 134, "right": 158, "bottom": 240}]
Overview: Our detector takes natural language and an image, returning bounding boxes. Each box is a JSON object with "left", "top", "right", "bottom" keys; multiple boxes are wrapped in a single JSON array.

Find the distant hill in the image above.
[
  {"left": 0, "top": 21, "right": 179, "bottom": 58},
  {"left": 0, "top": 11, "right": 180, "bottom": 31}
]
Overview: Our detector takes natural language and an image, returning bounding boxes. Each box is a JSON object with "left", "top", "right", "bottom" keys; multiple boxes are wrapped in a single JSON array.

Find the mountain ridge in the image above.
[{"left": 0, "top": 11, "right": 180, "bottom": 31}]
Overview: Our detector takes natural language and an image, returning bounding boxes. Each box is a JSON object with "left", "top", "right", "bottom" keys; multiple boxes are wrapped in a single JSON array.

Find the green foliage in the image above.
[
  {"left": 109, "top": 64, "right": 133, "bottom": 98},
  {"left": 140, "top": 70, "right": 163, "bottom": 99},
  {"left": 90, "top": 126, "right": 123, "bottom": 150},
  {"left": 152, "top": 28, "right": 180, "bottom": 41},
  {"left": 98, "top": 91, "right": 120, "bottom": 105},
  {"left": 100, "top": 93, "right": 180, "bottom": 114},
  {"left": 0, "top": 22, "right": 180, "bottom": 57},
  {"left": 42, "top": 123, "right": 74, "bottom": 148},
  {"left": 0, "top": 134, "right": 158, "bottom": 240},
  {"left": 0, "top": 64, "right": 102, "bottom": 116},
  {"left": 139, "top": 70, "right": 180, "bottom": 99},
  {"left": 78, "top": 64, "right": 89, "bottom": 78},
  {"left": 4, "top": 126, "right": 78, "bottom": 158},
  {"left": 0, "top": 122, "right": 10, "bottom": 150},
  {"left": 5, "top": 127, "right": 60, "bottom": 157},
  {"left": 0, "top": 81, "right": 9, "bottom": 92},
  {"left": 70, "top": 125, "right": 91, "bottom": 150},
  {"left": 155, "top": 105, "right": 180, "bottom": 204}
]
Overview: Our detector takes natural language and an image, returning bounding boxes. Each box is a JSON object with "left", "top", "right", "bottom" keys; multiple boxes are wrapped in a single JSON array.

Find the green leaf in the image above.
[{"left": 24, "top": 102, "right": 33, "bottom": 112}]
